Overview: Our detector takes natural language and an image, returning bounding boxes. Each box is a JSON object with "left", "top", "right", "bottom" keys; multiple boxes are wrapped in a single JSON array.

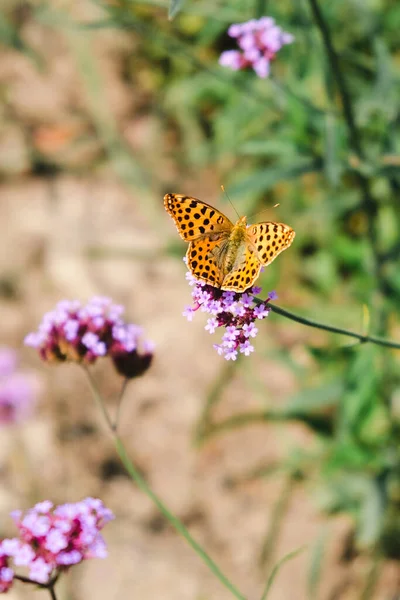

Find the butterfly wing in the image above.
[
  {"left": 221, "top": 243, "right": 262, "bottom": 292},
  {"left": 164, "top": 193, "right": 233, "bottom": 241},
  {"left": 187, "top": 234, "right": 230, "bottom": 287},
  {"left": 222, "top": 221, "right": 295, "bottom": 292},
  {"left": 246, "top": 222, "right": 295, "bottom": 267}
]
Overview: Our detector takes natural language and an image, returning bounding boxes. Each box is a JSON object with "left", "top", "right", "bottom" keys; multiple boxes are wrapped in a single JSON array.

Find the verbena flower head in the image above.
[
  {"left": 0, "top": 348, "right": 38, "bottom": 426},
  {"left": 25, "top": 297, "right": 154, "bottom": 379},
  {"left": 219, "top": 17, "right": 294, "bottom": 78},
  {"left": 1, "top": 498, "right": 114, "bottom": 587},
  {"left": 184, "top": 270, "right": 276, "bottom": 360}
]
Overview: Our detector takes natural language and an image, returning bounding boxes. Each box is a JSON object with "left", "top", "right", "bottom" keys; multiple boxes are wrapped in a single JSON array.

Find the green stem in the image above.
[
  {"left": 84, "top": 371, "right": 246, "bottom": 600},
  {"left": 306, "top": 0, "right": 381, "bottom": 290},
  {"left": 267, "top": 303, "right": 400, "bottom": 350},
  {"left": 254, "top": 0, "right": 267, "bottom": 19},
  {"left": 307, "top": 0, "right": 362, "bottom": 158},
  {"left": 84, "top": 367, "right": 114, "bottom": 431},
  {"left": 113, "top": 377, "right": 129, "bottom": 432}
]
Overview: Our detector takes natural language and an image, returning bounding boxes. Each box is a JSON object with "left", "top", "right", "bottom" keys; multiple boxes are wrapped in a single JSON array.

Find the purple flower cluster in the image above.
[
  {"left": 25, "top": 297, "right": 154, "bottom": 379},
  {"left": 219, "top": 17, "right": 294, "bottom": 78},
  {"left": 183, "top": 272, "right": 276, "bottom": 360},
  {"left": 0, "top": 348, "right": 37, "bottom": 426},
  {"left": 0, "top": 498, "right": 114, "bottom": 590}
]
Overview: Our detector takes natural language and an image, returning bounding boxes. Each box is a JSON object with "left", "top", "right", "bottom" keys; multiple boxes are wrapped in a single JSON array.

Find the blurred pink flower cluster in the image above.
[
  {"left": 0, "top": 498, "right": 114, "bottom": 592},
  {"left": 25, "top": 297, "right": 154, "bottom": 379},
  {"left": 219, "top": 17, "right": 294, "bottom": 78},
  {"left": 0, "top": 348, "right": 38, "bottom": 426}
]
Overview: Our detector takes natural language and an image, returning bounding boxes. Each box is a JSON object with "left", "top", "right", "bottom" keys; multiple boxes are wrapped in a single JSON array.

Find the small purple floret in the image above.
[
  {"left": 184, "top": 271, "right": 277, "bottom": 359},
  {"left": 220, "top": 16, "right": 293, "bottom": 78}
]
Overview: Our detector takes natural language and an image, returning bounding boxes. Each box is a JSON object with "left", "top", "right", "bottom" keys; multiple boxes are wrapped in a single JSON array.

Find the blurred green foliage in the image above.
[{"left": 1, "top": 0, "right": 400, "bottom": 594}]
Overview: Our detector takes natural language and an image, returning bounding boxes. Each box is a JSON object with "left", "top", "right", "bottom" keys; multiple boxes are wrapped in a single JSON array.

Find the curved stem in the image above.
[
  {"left": 83, "top": 371, "right": 246, "bottom": 600},
  {"left": 14, "top": 575, "right": 59, "bottom": 599},
  {"left": 267, "top": 302, "right": 400, "bottom": 350},
  {"left": 48, "top": 585, "right": 58, "bottom": 600},
  {"left": 83, "top": 367, "right": 114, "bottom": 431}
]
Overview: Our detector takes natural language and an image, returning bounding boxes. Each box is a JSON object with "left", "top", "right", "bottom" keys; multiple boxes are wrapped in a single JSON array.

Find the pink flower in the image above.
[
  {"left": 1, "top": 498, "right": 114, "bottom": 586},
  {"left": 219, "top": 17, "right": 294, "bottom": 78},
  {"left": 184, "top": 270, "right": 276, "bottom": 359},
  {"left": 25, "top": 297, "right": 154, "bottom": 379}
]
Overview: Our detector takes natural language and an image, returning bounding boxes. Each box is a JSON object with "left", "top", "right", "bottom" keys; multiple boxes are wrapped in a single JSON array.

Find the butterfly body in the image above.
[
  {"left": 164, "top": 193, "right": 295, "bottom": 292},
  {"left": 223, "top": 216, "right": 247, "bottom": 273}
]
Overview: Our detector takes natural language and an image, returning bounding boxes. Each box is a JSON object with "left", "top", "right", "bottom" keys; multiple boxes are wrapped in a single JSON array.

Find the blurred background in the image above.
[{"left": 1, "top": 0, "right": 400, "bottom": 598}]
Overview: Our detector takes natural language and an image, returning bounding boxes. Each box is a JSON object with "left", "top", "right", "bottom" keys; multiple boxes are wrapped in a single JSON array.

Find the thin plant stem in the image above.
[
  {"left": 14, "top": 575, "right": 59, "bottom": 599},
  {"left": 259, "top": 547, "right": 305, "bottom": 600},
  {"left": 84, "top": 367, "right": 114, "bottom": 431},
  {"left": 266, "top": 303, "right": 400, "bottom": 350},
  {"left": 48, "top": 586, "right": 58, "bottom": 600},
  {"left": 195, "top": 360, "right": 240, "bottom": 443},
  {"left": 307, "top": 0, "right": 362, "bottom": 157},
  {"left": 113, "top": 377, "right": 129, "bottom": 432},
  {"left": 83, "top": 370, "right": 246, "bottom": 600},
  {"left": 254, "top": 0, "right": 267, "bottom": 19},
  {"left": 306, "top": 0, "right": 382, "bottom": 295}
]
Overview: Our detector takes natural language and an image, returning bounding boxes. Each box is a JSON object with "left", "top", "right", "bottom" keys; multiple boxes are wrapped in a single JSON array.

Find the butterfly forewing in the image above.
[
  {"left": 246, "top": 222, "right": 295, "bottom": 267},
  {"left": 164, "top": 193, "right": 233, "bottom": 241}
]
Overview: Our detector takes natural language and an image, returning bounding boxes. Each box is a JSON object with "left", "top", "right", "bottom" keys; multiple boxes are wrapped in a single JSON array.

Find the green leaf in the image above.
[
  {"left": 357, "top": 479, "right": 385, "bottom": 547},
  {"left": 239, "top": 139, "right": 296, "bottom": 158},
  {"left": 284, "top": 380, "right": 343, "bottom": 414},
  {"left": 260, "top": 547, "right": 305, "bottom": 600},
  {"left": 168, "top": 0, "right": 185, "bottom": 19},
  {"left": 228, "top": 158, "right": 322, "bottom": 199},
  {"left": 307, "top": 528, "right": 329, "bottom": 600},
  {"left": 323, "top": 113, "right": 343, "bottom": 186}
]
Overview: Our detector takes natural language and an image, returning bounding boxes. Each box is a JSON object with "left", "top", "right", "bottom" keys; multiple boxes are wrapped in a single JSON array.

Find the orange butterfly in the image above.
[{"left": 164, "top": 193, "right": 295, "bottom": 292}]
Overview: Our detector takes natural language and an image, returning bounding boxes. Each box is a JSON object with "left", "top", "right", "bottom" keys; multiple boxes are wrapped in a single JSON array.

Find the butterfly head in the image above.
[{"left": 235, "top": 215, "right": 247, "bottom": 228}]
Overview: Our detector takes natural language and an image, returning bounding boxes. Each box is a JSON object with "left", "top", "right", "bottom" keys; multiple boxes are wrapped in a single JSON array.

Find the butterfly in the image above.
[{"left": 164, "top": 193, "right": 295, "bottom": 292}]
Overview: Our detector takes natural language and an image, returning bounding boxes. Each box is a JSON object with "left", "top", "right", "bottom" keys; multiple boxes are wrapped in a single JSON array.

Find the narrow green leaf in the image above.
[
  {"left": 324, "top": 113, "right": 342, "bottom": 186},
  {"left": 239, "top": 139, "right": 296, "bottom": 158},
  {"left": 228, "top": 158, "right": 322, "bottom": 199},
  {"left": 260, "top": 547, "right": 305, "bottom": 600},
  {"left": 168, "top": 0, "right": 185, "bottom": 19},
  {"left": 307, "top": 528, "right": 329, "bottom": 600}
]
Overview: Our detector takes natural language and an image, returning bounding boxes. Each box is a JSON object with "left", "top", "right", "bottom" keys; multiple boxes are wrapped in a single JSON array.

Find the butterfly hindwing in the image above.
[
  {"left": 164, "top": 193, "right": 233, "bottom": 242},
  {"left": 221, "top": 244, "right": 262, "bottom": 292},
  {"left": 246, "top": 222, "right": 295, "bottom": 267},
  {"left": 186, "top": 234, "right": 229, "bottom": 287}
]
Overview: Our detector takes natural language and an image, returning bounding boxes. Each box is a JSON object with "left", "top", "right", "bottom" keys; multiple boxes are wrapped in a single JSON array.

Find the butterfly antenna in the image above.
[
  {"left": 221, "top": 185, "right": 241, "bottom": 219},
  {"left": 248, "top": 204, "right": 280, "bottom": 221}
]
